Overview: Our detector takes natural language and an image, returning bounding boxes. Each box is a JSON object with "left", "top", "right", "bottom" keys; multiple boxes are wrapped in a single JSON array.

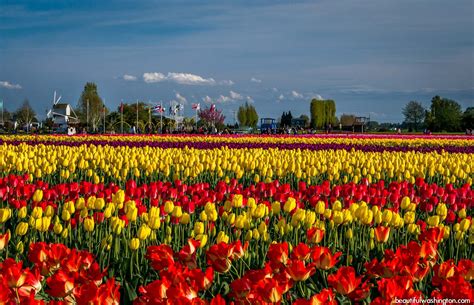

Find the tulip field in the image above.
[{"left": 0, "top": 134, "right": 473, "bottom": 304}]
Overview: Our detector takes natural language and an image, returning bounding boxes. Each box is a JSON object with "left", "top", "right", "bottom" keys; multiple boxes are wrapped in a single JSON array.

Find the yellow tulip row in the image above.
[
  {"left": 1, "top": 134, "right": 472, "bottom": 148},
  {"left": 0, "top": 143, "right": 472, "bottom": 184},
  {"left": 1, "top": 191, "right": 473, "bottom": 252}
]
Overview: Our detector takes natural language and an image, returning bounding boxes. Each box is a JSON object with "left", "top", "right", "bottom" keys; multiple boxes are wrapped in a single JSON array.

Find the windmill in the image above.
[
  {"left": 46, "top": 91, "right": 62, "bottom": 119},
  {"left": 46, "top": 91, "right": 79, "bottom": 132}
]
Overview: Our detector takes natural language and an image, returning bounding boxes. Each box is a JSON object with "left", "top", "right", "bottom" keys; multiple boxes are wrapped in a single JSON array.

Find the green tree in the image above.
[
  {"left": 402, "top": 101, "right": 425, "bottom": 131},
  {"left": 77, "top": 82, "right": 107, "bottom": 131},
  {"left": 238, "top": 103, "right": 258, "bottom": 127},
  {"left": 310, "top": 100, "right": 323, "bottom": 128},
  {"left": 462, "top": 107, "right": 474, "bottom": 130},
  {"left": 14, "top": 99, "right": 36, "bottom": 131},
  {"left": 237, "top": 105, "right": 247, "bottom": 127},
  {"left": 299, "top": 114, "right": 310, "bottom": 127},
  {"left": 324, "top": 100, "right": 337, "bottom": 126},
  {"left": 425, "top": 96, "right": 463, "bottom": 132}
]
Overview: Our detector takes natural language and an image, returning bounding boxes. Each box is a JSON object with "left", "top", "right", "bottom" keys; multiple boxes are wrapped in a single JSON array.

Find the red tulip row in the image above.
[
  {"left": 0, "top": 242, "right": 120, "bottom": 304},
  {"left": 1, "top": 174, "right": 472, "bottom": 219},
  {"left": 135, "top": 229, "right": 473, "bottom": 304}
]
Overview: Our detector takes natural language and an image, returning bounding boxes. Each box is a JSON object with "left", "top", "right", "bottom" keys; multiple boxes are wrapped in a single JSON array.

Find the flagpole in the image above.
[
  {"left": 86, "top": 99, "right": 89, "bottom": 132},
  {"left": 1, "top": 99, "right": 3, "bottom": 126},
  {"left": 103, "top": 100, "right": 106, "bottom": 134},
  {"left": 160, "top": 101, "right": 163, "bottom": 134},
  {"left": 121, "top": 99, "right": 124, "bottom": 134}
]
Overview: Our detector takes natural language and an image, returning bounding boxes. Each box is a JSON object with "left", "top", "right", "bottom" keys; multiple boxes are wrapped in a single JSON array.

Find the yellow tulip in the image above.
[
  {"left": 129, "top": 238, "right": 140, "bottom": 250},
  {"left": 84, "top": 218, "right": 95, "bottom": 232}
]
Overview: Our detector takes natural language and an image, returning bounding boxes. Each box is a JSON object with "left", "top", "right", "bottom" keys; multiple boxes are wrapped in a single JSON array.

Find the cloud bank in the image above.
[
  {"left": 143, "top": 72, "right": 232, "bottom": 86},
  {"left": 122, "top": 74, "right": 137, "bottom": 81},
  {"left": 0, "top": 81, "right": 22, "bottom": 89}
]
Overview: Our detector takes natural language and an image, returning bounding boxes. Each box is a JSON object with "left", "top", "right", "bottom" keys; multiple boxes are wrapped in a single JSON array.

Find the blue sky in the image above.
[{"left": 1, "top": 0, "right": 473, "bottom": 123}]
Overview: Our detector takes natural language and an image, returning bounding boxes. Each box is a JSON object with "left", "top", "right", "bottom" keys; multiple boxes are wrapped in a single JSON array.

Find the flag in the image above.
[
  {"left": 120, "top": 102, "right": 124, "bottom": 113},
  {"left": 153, "top": 105, "right": 164, "bottom": 113},
  {"left": 192, "top": 103, "right": 200, "bottom": 110},
  {"left": 210, "top": 104, "right": 216, "bottom": 112}
]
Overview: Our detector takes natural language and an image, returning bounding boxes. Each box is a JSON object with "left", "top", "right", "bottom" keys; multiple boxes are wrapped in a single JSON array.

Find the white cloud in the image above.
[
  {"left": 250, "top": 77, "right": 262, "bottom": 83},
  {"left": 202, "top": 96, "right": 213, "bottom": 104},
  {"left": 246, "top": 96, "right": 255, "bottom": 103},
  {"left": 217, "top": 95, "right": 232, "bottom": 103},
  {"left": 313, "top": 94, "right": 323, "bottom": 100},
  {"left": 143, "top": 72, "right": 166, "bottom": 83},
  {"left": 143, "top": 72, "right": 233, "bottom": 86},
  {"left": 291, "top": 90, "right": 304, "bottom": 99},
  {"left": 272, "top": 87, "right": 278, "bottom": 92},
  {"left": 167, "top": 72, "right": 215, "bottom": 85},
  {"left": 175, "top": 92, "right": 187, "bottom": 104},
  {"left": 0, "top": 81, "right": 22, "bottom": 89},
  {"left": 278, "top": 94, "right": 285, "bottom": 100},
  {"left": 220, "top": 80, "right": 234, "bottom": 86},
  {"left": 122, "top": 74, "right": 137, "bottom": 81},
  {"left": 229, "top": 90, "right": 243, "bottom": 100}
]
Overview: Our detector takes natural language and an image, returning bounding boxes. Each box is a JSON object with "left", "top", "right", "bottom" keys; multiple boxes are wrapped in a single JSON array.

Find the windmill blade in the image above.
[
  {"left": 46, "top": 109, "right": 52, "bottom": 118},
  {"left": 53, "top": 91, "right": 56, "bottom": 104},
  {"left": 55, "top": 95, "right": 62, "bottom": 104}
]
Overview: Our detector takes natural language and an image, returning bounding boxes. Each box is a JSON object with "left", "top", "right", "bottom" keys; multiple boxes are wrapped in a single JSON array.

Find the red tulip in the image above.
[
  {"left": 374, "top": 226, "right": 390, "bottom": 243},
  {"left": 327, "top": 266, "right": 370, "bottom": 301},
  {"left": 311, "top": 246, "right": 341, "bottom": 270}
]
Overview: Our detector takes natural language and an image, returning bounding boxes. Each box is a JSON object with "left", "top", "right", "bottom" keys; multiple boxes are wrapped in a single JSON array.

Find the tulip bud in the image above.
[
  {"left": 172, "top": 206, "right": 183, "bottom": 218},
  {"left": 164, "top": 201, "right": 175, "bottom": 214},
  {"left": 84, "top": 218, "right": 95, "bottom": 232},
  {"left": 400, "top": 196, "right": 411, "bottom": 209},
  {"left": 227, "top": 213, "right": 236, "bottom": 225},
  {"left": 180, "top": 213, "right": 190, "bottom": 225},
  {"left": 244, "top": 230, "right": 253, "bottom": 241},
  {"left": 455, "top": 231, "right": 464, "bottom": 241},
  {"left": 283, "top": 197, "right": 296, "bottom": 213},
  {"left": 18, "top": 207, "right": 28, "bottom": 219},
  {"left": 31, "top": 207, "right": 43, "bottom": 219},
  {"left": 315, "top": 201, "right": 325, "bottom": 215},
  {"left": 194, "top": 222, "right": 205, "bottom": 235},
  {"left": 458, "top": 208, "right": 467, "bottom": 219},
  {"left": 232, "top": 194, "right": 243, "bottom": 208},
  {"left": 323, "top": 209, "right": 332, "bottom": 219},
  {"left": 427, "top": 215, "right": 440, "bottom": 227},
  {"left": 137, "top": 224, "right": 151, "bottom": 240},
  {"left": 16, "top": 241, "right": 24, "bottom": 254},
  {"left": 61, "top": 209, "right": 71, "bottom": 222},
  {"left": 129, "top": 238, "right": 140, "bottom": 250},
  {"left": 217, "top": 231, "right": 229, "bottom": 243},
  {"left": 15, "top": 222, "right": 29, "bottom": 236},
  {"left": 196, "top": 234, "right": 208, "bottom": 248},
  {"left": 53, "top": 222, "right": 63, "bottom": 235},
  {"left": 345, "top": 228, "right": 353, "bottom": 239},
  {"left": 200, "top": 210, "right": 208, "bottom": 222},
  {"left": 45, "top": 205, "right": 54, "bottom": 218},
  {"left": 33, "top": 189, "right": 43, "bottom": 203},
  {"left": 332, "top": 200, "right": 342, "bottom": 211},
  {"left": 271, "top": 201, "right": 281, "bottom": 215},
  {"left": 460, "top": 219, "right": 471, "bottom": 232},
  {"left": 382, "top": 210, "right": 393, "bottom": 224},
  {"left": 333, "top": 211, "right": 344, "bottom": 225}
]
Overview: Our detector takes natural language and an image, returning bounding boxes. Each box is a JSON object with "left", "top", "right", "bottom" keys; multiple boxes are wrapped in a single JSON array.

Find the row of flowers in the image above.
[
  {"left": 1, "top": 237, "right": 472, "bottom": 304},
  {"left": 1, "top": 175, "right": 472, "bottom": 302},
  {"left": 0, "top": 144, "right": 472, "bottom": 185},
  {"left": 0, "top": 241, "right": 120, "bottom": 304},
  {"left": 3, "top": 138, "right": 474, "bottom": 154}
]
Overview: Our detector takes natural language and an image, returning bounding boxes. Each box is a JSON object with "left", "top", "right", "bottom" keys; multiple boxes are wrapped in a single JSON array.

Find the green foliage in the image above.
[
  {"left": 77, "top": 83, "right": 106, "bottom": 131},
  {"left": 237, "top": 103, "right": 258, "bottom": 127},
  {"left": 310, "top": 99, "right": 336, "bottom": 129},
  {"left": 280, "top": 111, "right": 293, "bottom": 127},
  {"left": 425, "top": 96, "right": 463, "bottom": 132},
  {"left": 402, "top": 101, "right": 425, "bottom": 131},
  {"left": 462, "top": 107, "right": 474, "bottom": 130},
  {"left": 14, "top": 99, "right": 36, "bottom": 126}
]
